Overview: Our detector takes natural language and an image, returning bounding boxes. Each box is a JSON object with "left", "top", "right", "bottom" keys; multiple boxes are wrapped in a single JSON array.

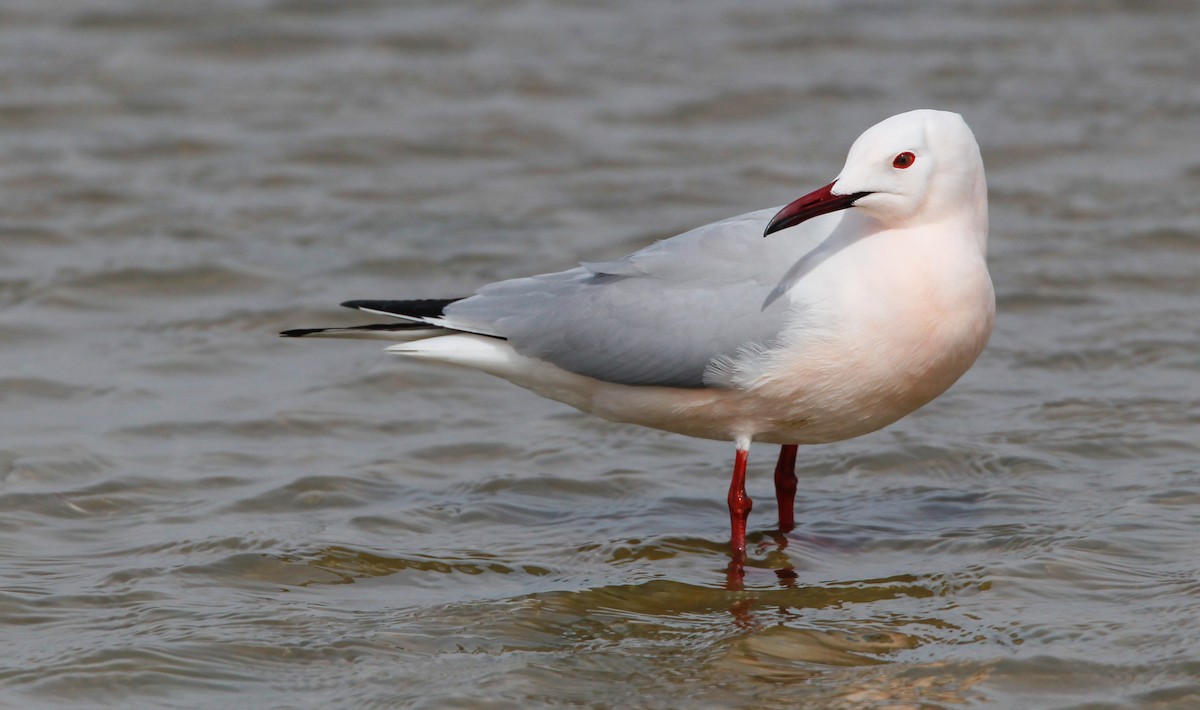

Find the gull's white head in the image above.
[{"left": 765, "top": 109, "right": 987, "bottom": 242}]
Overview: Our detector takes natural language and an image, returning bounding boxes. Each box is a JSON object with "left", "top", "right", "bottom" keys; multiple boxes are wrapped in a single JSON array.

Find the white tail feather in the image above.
[
  {"left": 386, "top": 334, "right": 604, "bottom": 415},
  {"left": 386, "top": 334, "right": 523, "bottom": 372}
]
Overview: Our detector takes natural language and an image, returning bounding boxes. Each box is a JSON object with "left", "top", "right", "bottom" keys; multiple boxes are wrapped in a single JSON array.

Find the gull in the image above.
[{"left": 281, "top": 109, "right": 994, "bottom": 567}]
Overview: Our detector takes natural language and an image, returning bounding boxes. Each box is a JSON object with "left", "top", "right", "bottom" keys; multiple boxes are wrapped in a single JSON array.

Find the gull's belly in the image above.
[
  {"left": 747, "top": 340, "right": 979, "bottom": 445},
  {"left": 751, "top": 293, "right": 994, "bottom": 444}
]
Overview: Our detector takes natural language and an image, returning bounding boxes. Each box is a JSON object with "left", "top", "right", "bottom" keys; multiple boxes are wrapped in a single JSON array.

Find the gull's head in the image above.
[{"left": 764, "top": 109, "right": 987, "bottom": 236}]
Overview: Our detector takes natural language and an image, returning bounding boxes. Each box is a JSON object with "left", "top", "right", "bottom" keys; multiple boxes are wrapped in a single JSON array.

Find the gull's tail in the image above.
[{"left": 279, "top": 298, "right": 466, "bottom": 342}]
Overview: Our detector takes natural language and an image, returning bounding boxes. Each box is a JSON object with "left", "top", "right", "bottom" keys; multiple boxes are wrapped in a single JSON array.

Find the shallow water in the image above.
[{"left": 2, "top": 0, "right": 1200, "bottom": 707}]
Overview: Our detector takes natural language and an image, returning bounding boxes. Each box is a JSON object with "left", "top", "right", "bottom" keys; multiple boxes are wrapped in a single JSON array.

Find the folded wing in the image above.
[{"left": 438, "top": 207, "right": 831, "bottom": 388}]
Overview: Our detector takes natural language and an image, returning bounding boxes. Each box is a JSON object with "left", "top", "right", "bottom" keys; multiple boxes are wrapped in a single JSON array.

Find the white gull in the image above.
[{"left": 282, "top": 109, "right": 995, "bottom": 567}]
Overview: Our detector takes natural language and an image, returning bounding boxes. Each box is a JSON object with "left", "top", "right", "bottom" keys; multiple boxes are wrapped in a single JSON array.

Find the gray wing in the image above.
[{"left": 441, "top": 207, "right": 839, "bottom": 387}]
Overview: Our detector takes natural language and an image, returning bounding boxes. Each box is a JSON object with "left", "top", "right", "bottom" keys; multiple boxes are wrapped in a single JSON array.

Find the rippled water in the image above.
[{"left": 2, "top": 0, "right": 1199, "bottom": 707}]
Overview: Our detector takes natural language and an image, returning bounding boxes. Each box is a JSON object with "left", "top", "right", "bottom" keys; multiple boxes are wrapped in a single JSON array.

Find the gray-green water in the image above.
[{"left": 2, "top": 1, "right": 1199, "bottom": 707}]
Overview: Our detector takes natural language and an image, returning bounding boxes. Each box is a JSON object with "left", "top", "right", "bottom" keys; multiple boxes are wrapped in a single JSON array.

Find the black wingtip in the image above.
[
  {"left": 279, "top": 328, "right": 325, "bottom": 338},
  {"left": 281, "top": 322, "right": 440, "bottom": 338}
]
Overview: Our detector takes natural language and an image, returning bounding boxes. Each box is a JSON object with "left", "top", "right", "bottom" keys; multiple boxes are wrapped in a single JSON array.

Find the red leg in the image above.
[
  {"left": 727, "top": 448, "right": 752, "bottom": 559},
  {"left": 774, "top": 444, "right": 798, "bottom": 533}
]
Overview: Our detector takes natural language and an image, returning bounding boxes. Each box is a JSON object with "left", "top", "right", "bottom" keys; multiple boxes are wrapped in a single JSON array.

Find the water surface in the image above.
[{"left": 2, "top": 0, "right": 1199, "bottom": 707}]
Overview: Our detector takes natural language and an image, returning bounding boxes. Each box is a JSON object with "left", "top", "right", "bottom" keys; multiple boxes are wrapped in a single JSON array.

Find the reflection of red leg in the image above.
[
  {"left": 774, "top": 444, "right": 798, "bottom": 533},
  {"left": 725, "top": 558, "right": 746, "bottom": 592},
  {"left": 727, "top": 448, "right": 752, "bottom": 560}
]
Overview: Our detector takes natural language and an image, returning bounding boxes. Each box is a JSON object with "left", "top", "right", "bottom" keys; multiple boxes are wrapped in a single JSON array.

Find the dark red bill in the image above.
[{"left": 763, "top": 182, "right": 871, "bottom": 237}]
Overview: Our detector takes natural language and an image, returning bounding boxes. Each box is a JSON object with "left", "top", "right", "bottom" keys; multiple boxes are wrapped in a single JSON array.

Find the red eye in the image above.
[{"left": 893, "top": 151, "right": 916, "bottom": 169}]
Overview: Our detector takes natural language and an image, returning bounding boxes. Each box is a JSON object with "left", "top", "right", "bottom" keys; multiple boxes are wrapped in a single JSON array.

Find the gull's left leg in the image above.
[
  {"left": 774, "top": 444, "right": 798, "bottom": 533},
  {"left": 727, "top": 438, "right": 753, "bottom": 560}
]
